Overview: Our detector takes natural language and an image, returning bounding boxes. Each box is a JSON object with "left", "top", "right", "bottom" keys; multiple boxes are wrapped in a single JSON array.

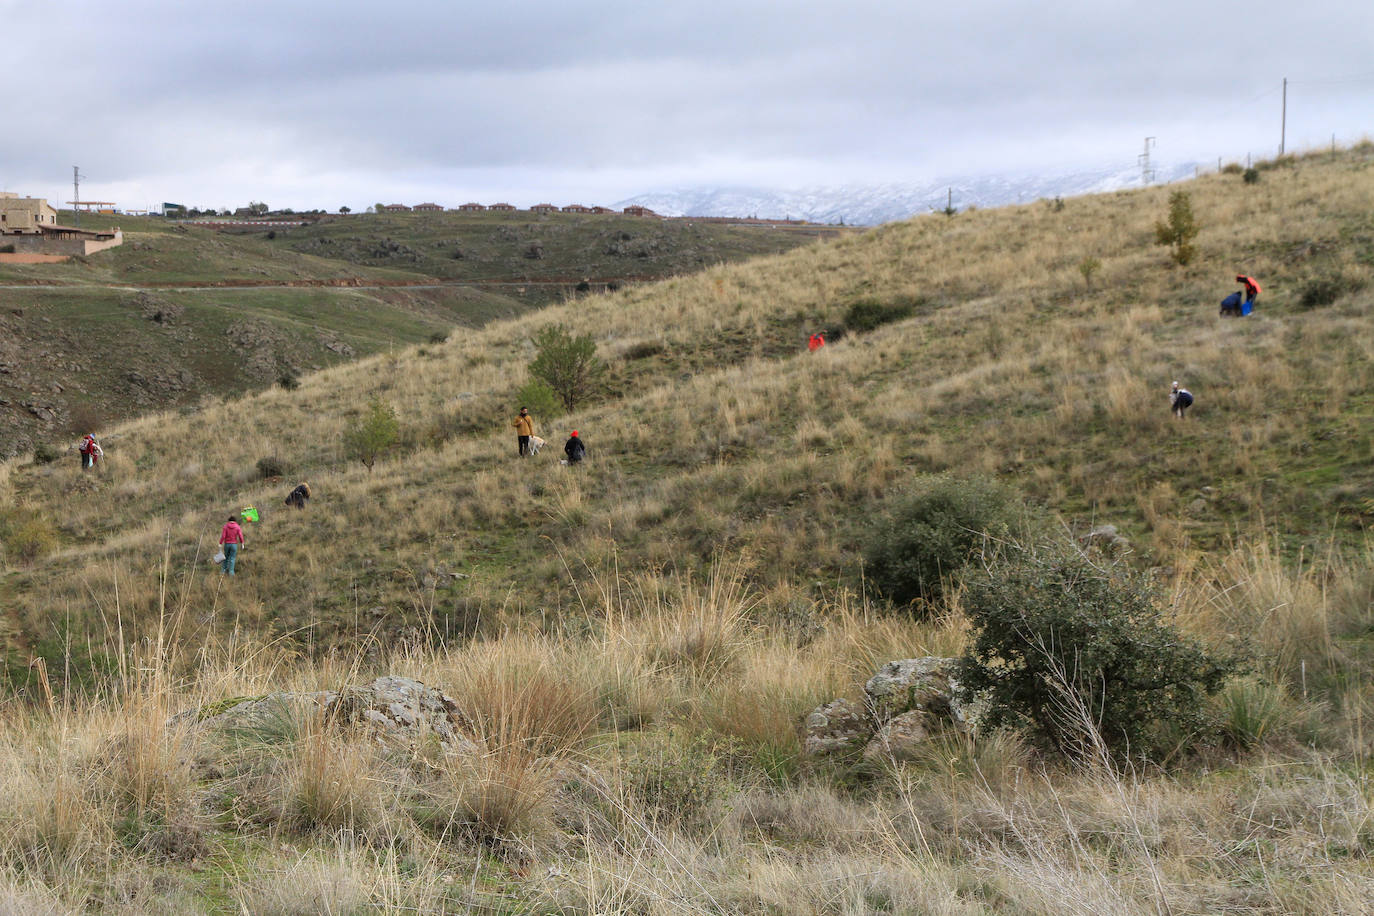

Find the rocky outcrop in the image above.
[
  {"left": 805, "top": 657, "right": 973, "bottom": 762},
  {"left": 181, "top": 675, "right": 478, "bottom": 756}
]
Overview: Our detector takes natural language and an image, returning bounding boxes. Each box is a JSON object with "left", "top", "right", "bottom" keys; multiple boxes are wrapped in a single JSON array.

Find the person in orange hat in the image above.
[{"left": 563, "top": 430, "right": 586, "bottom": 464}]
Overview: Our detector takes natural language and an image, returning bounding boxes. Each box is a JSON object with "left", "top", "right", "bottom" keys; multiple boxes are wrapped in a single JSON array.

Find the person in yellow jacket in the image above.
[{"left": 512, "top": 406, "right": 535, "bottom": 456}]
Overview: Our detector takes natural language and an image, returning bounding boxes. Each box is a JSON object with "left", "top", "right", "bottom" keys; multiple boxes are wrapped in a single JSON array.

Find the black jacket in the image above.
[{"left": 564, "top": 437, "right": 586, "bottom": 463}]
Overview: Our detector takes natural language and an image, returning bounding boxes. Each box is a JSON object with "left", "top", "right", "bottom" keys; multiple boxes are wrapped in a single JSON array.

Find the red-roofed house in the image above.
[
  {"left": 561, "top": 204, "right": 590, "bottom": 213},
  {"left": 381, "top": 203, "right": 411, "bottom": 212},
  {"left": 530, "top": 203, "right": 558, "bottom": 214},
  {"left": 589, "top": 206, "right": 615, "bottom": 214},
  {"left": 623, "top": 205, "right": 658, "bottom": 217},
  {"left": 488, "top": 203, "right": 515, "bottom": 211},
  {"left": 458, "top": 202, "right": 486, "bottom": 211},
  {"left": 412, "top": 202, "right": 444, "bottom": 212}
]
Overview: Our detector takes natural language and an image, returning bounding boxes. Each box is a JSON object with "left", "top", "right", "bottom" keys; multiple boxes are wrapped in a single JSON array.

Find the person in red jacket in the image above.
[
  {"left": 78, "top": 433, "right": 103, "bottom": 471},
  {"left": 218, "top": 515, "right": 245, "bottom": 575},
  {"left": 808, "top": 332, "right": 826, "bottom": 352}
]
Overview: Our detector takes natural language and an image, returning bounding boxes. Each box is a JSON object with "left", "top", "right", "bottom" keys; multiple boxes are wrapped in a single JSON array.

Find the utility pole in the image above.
[
  {"left": 1138, "top": 137, "right": 1156, "bottom": 186},
  {"left": 1279, "top": 77, "right": 1287, "bottom": 157},
  {"left": 72, "top": 166, "right": 81, "bottom": 228}
]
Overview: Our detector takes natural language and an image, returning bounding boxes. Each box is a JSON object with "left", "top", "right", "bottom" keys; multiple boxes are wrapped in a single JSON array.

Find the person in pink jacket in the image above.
[{"left": 219, "top": 515, "right": 245, "bottom": 575}]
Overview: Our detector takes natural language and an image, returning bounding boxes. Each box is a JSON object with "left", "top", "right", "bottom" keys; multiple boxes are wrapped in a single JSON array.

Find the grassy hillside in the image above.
[
  {"left": 7, "top": 146, "right": 1373, "bottom": 646},
  {"left": 0, "top": 211, "right": 829, "bottom": 457},
  {"left": 0, "top": 148, "right": 1371, "bottom": 911},
  {"left": 264, "top": 208, "right": 840, "bottom": 285}
]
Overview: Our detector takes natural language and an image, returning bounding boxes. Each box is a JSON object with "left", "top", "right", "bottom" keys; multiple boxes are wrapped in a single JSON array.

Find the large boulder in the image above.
[
  {"left": 805, "top": 657, "right": 975, "bottom": 760},
  {"left": 864, "top": 657, "right": 959, "bottom": 721},
  {"left": 183, "top": 675, "right": 478, "bottom": 756}
]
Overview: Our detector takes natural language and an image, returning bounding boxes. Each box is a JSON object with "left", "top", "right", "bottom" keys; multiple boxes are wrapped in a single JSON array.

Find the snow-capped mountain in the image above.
[{"left": 615, "top": 162, "right": 1200, "bottom": 226}]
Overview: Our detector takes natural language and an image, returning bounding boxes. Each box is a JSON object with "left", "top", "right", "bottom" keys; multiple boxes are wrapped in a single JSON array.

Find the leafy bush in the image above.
[
  {"left": 622, "top": 340, "right": 666, "bottom": 360},
  {"left": 863, "top": 476, "right": 1020, "bottom": 610},
  {"left": 255, "top": 455, "right": 290, "bottom": 479},
  {"left": 428, "top": 331, "right": 449, "bottom": 344},
  {"left": 1078, "top": 256, "right": 1102, "bottom": 288},
  {"left": 32, "top": 442, "right": 61, "bottom": 465},
  {"left": 276, "top": 370, "right": 300, "bottom": 390},
  {"left": 620, "top": 728, "right": 733, "bottom": 828},
  {"left": 1221, "top": 162, "right": 1244, "bottom": 175},
  {"left": 528, "top": 323, "right": 606, "bottom": 412},
  {"left": 955, "top": 543, "right": 1236, "bottom": 763},
  {"left": 843, "top": 299, "right": 915, "bottom": 334},
  {"left": 516, "top": 378, "right": 562, "bottom": 420},
  {"left": 1299, "top": 276, "right": 1345, "bottom": 309},
  {"left": 1243, "top": 167, "right": 1261, "bottom": 184},
  {"left": 0, "top": 508, "right": 60, "bottom": 565},
  {"left": 1153, "top": 190, "right": 1199, "bottom": 266},
  {"left": 342, "top": 398, "right": 399, "bottom": 474}
]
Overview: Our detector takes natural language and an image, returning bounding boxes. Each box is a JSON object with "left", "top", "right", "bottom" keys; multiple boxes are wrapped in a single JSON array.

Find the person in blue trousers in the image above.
[{"left": 219, "top": 515, "right": 245, "bottom": 575}]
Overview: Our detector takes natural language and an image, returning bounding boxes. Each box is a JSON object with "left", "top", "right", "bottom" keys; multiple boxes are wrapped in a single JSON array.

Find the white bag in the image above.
[{"left": 212, "top": 551, "right": 226, "bottom": 565}]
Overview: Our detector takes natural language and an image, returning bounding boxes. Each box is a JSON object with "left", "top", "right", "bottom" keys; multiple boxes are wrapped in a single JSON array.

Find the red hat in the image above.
[{"left": 571, "top": 430, "right": 578, "bottom": 436}]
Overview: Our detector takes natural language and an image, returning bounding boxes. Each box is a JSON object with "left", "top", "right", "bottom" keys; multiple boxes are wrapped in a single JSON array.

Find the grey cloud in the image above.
[{"left": 3, "top": 1, "right": 1370, "bottom": 209}]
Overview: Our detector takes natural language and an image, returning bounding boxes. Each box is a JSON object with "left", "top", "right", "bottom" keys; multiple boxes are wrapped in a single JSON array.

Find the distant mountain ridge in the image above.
[{"left": 617, "top": 161, "right": 1200, "bottom": 225}]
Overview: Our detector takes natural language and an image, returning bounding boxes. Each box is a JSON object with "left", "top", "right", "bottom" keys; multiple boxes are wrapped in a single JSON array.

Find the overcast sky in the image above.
[{"left": 2, "top": 1, "right": 1370, "bottom": 211}]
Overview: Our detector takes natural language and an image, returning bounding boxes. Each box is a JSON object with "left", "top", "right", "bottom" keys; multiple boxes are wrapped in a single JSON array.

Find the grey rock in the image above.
[
  {"left": 864, "top": 657, "right": 958, "bottom": 722},
  {"left": 182, "top": 675, "right": 477, "bottom": 756},
  {"left": 803, "top": 698, "right": 870, "bottom": 757},
  {"left": 863, "top": 710, "right": 934, "bottom": 762},
  {"left": 1082, "top": 524, "right": 1130, "bottom": 552}
]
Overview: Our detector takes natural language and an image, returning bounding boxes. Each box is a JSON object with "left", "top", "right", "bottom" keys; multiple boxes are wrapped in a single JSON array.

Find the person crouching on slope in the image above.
[
  {"left": 285, "top": 482, "right": 311, "bottom": 509},
  {"left": 564, "top": 430, "right": 586, "bottom": 464},
  {"left": 219, "top": 515, "right": 245, "bottom": 575},
  {"left": 513, "top": 407, "right": 534, "bottom": 457},
  {"left": 1170, "top": 381, "right": 1193, "bottom": 419}
]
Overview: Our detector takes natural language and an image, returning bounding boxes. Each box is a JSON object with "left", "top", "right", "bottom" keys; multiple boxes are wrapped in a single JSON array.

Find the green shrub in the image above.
[
  {"left": 1221, "top": 163, "right": 1244, "bottom": 175},
  {"left": 342, "top": 398, "right": 399, "bottom": 474},
  {"left": 955, "top": 543, "right": 1236, "bottom": 763},
  {"left": 622, "top": 340, "right": 666, "bottom": 361},
  {"left": 428, "top": 332, "right": 449, "bottom": 344},
  {"left": 1153, "top": 190, "right": 1199, "bottom": 266},
  {"left": 32, "top": 442, "right": 61, "bottom": 465},
  {"left": 843, "top": 299, "right": 915, "bottom": 334},
  {"left": 515, "top": 378, "right": 562, "bottom": 420},
  {"left": 1078, "top": 256, "right": 1102, "bottom": 288},
  {"left": 0, "top": 508, "right": 60, "bottom": 565},
  {"left": 1218, "top": 677, "right": 1298, "bottom": 750},
  {"left": 255, "top": 455, "right": 290, "bottom": 479},
  {"left": 1242, "top": 167, "right": 1261, "bottom": 184},
  {"left": 863, "top": 476, "right": 1020, "bottom": 610},
  {"left": 1299, "top": 276, "right": 1345, "bottom": 309},
  {"left": 528, "top": 323, "right": 606, "bottom": 412},
  {"left": 620, "top": 729, "right": 733, "bottom": 828},
  {"left": 276, "top": 370, "right": 300, "bottom": 390}
]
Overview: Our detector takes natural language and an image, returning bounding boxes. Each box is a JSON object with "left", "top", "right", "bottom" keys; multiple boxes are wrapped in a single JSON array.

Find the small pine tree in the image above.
[
  {"left": 528, "top": 324, "right": 606, "bottom": 412},
  {"left": 343, "top": 398, "right": 399, "bottom": 474},
  {"left": 1078, "top": 256, "right": 1102, "bottom": 289},
  {"left": 1154, "top": 190, "right": 1199, "bottom": 266}
]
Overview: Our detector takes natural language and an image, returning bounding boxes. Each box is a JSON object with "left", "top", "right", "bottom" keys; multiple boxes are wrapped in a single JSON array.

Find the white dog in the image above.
[{"left": 528, "top": 435, "right": 546, "bottom": 455}]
